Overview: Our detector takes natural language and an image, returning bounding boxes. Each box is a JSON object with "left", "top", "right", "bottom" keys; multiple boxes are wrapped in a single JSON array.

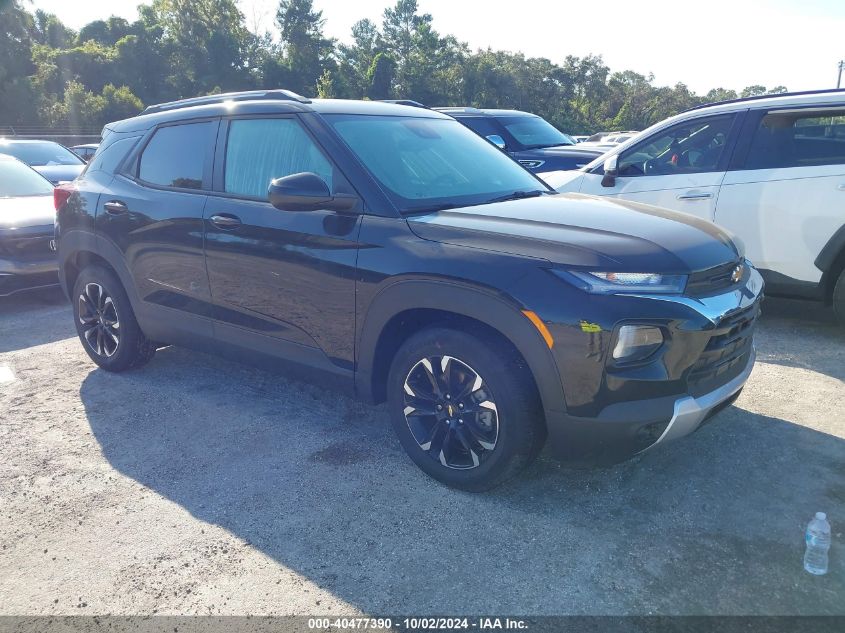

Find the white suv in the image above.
[{"left": 544, "top": 90, "right": 845, "bottom": 322}]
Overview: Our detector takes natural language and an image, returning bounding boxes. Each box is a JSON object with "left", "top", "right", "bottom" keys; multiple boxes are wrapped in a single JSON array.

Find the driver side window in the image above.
[{"left": 617, "top": 114, "right": 736, "bottom": 177}]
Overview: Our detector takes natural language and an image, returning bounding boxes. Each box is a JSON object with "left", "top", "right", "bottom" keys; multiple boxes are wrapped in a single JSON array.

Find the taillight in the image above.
[{"left": 54, "top": 184, "right": 74, "bottom": 211}]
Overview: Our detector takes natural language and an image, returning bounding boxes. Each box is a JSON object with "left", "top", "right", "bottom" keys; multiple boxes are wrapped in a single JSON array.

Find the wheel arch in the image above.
[
  {"left": 815, "top": 224, "right": 845, "bottom": 303},
  {"left": 356, "top": 280, "right": 566, "bottom": 416}
]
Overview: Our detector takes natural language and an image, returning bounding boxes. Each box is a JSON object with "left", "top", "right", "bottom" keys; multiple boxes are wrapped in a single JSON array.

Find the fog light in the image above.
[{"left": 613, "top": 325, "right": 664, "bottom": 361}]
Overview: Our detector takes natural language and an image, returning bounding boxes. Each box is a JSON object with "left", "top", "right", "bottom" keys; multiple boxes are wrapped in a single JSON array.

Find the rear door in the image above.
[
  {"left": 98, "top": 119, "right": 218, "bottom": 336},
  {"left": 578, "top": 113, "right": 742, "bottom": 221},
  {"left": 716, "top": 106, "right": 845, "bottom": 286}
]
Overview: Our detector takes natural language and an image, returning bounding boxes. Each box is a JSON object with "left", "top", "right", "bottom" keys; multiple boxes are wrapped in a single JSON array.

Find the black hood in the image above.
[{"left": 407, "top": 193, "right": 741, "bottom": 274}]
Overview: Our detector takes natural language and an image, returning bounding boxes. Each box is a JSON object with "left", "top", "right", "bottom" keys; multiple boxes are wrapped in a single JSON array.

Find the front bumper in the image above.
[{"left": 541, "top": 266, "right": 763, "bottom": 464}]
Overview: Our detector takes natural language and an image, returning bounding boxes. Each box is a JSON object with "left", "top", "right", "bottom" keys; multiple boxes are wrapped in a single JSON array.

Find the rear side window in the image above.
[
  {"left": 139, "top": 122, "right": 215, "bottom": 189},
  {"left": 744, "top": 109, "right": 845, "bottom": 170},
  {"left": 87, "top": 137, "right": 139, "bottom": 175},
  {"left": 224, "top": 118, "right": 333, "bottom": 199}
]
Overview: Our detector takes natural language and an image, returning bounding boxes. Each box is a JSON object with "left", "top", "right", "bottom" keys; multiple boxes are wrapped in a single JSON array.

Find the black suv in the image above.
[
  {"left": 56, "top": 90, "right": 763, "bottom": 490},
  {"left": 434, "top": 107, "right": 605, "bottom": 173}
]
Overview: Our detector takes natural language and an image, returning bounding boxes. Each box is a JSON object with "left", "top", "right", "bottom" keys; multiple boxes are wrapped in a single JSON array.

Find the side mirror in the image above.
[
  {"left": 601, "top": 155, "right": 619, "bottom": 188},
  {"left": 268, "top": 172, "right": 356, "bottom": 212},
  {"left": 486, "top": 134, "right": 507, "bottom": 150}
]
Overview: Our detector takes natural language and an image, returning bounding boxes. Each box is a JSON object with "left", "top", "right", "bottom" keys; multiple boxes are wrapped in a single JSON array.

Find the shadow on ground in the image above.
[
  {"left": 0, "top": 287, "right": 71, "bottom": 353},
  {"left": 78, "top": 340, "right": 845, "bottom": 615}
]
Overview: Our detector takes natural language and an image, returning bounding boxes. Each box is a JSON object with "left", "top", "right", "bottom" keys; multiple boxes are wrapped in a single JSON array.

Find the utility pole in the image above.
[{"left": 839, "top": 60, "right": 845, "bottom": 89}]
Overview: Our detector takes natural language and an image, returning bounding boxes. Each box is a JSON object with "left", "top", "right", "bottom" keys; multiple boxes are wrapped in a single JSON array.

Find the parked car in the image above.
[
  {"left": 434, "top": 107, "right": 606, "bottom": 173},
  {"left": 0, "top": 155, "right": 59, "bottom": 296},
  {"left": 71, "top": 143, "right": 99, "bottom": 162},
  {"left": 55, "top": 90, "right": 762, "bottom": 490},
  {"left": 0, "top": 139, "right": 85, "bottom": 184},
  {"left": 544, "top": 89, "right": 845, "bottom": 323}
]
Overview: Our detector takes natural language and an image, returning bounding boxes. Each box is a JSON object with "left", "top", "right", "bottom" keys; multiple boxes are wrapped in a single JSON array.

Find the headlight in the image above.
[
  {"left": 613, "top": 325, "right": 664, "bottom": 361},
  {"left": 556, "top": 270, "right": 687, "bottom": 295}
]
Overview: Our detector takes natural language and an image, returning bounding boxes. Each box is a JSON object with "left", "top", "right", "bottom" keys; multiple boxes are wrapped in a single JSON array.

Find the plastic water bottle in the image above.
[{"left": 804, "top": 512, "right": 831, "bottom": 575}]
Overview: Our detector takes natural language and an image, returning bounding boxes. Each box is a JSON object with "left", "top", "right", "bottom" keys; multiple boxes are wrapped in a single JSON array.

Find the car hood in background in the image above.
[
  {"left": 407, "top": 193, "right": 740, "bottom": 273},
  {"left": 538, "top": 169, "right": 586, "bottom": 191},
  {"left": 32, "top": 164, "right": 84, "bottom": 185},
  {"left": 0, "top": 196, "right": 55, "bottom": 230},
  {"left": 531, "top": 145, "right": 605, "bottom": 160}
]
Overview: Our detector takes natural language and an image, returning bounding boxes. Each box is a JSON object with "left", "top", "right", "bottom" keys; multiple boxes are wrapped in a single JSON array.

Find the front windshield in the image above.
[
  {"left": 0, "top": 159, "right": 54, "bottom": 197},
  {"left": 500, "top": 116, "right": 574, "bottom": 149},
  {"left": 0, "top": 141, "right": 84, "bottom": 166},
  {"left": 328, "top": 115, "right": 547, "bottom": 213}
]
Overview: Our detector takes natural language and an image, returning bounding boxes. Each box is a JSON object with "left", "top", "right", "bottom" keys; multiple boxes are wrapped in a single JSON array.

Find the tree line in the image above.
[{"left": 0, "top": 0, "right": 788, "bottom": 134}]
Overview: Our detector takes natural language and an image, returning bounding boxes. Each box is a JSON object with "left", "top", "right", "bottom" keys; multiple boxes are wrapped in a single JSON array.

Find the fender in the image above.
[
  {"left": 815, "top": 223, "right": 845, "bottom": 274},
  {"left": 355, "top": 278, "right": 567, "bottom": 415},
  {"left": 58, "top": 229, "right": 214, "bottom": 344}
]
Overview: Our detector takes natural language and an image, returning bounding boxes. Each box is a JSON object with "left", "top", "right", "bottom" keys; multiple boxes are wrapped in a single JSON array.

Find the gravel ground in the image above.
[{"left": 0, "top": 288, "right": 843, "bottom": 616}]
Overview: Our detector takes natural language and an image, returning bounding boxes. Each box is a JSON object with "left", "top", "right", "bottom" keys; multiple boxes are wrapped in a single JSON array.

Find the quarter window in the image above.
[
  {"left": 138, "top": 122, "right": 214, "bottom": 190},
  {"left": 224, "top": 118, "right": 333, "bottom": 199},
  {"left": 744, "top": 109, "right": 845, "bottom": 170},
  {"left": 617, "top": 114, "right": 736, "bottom": 176}
]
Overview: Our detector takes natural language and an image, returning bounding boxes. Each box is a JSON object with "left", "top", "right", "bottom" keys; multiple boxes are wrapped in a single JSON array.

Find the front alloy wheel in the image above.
[
  {"left": 78, "top": 282, "right": 120, "bottom": 357},
  {"left": 403, "top": 355, "right": 499, "bottom": 470}
]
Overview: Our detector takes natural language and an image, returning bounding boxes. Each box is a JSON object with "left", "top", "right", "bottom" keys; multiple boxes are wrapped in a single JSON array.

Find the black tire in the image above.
[
  {"left": 387, "top": 327, "right": 546, "bottom": 491},
  {"left": 72, "top": 265, "right": 156, "bottom": 372},
  {"left": 834, "top": 268, "right": 845, "bottom": 326}
]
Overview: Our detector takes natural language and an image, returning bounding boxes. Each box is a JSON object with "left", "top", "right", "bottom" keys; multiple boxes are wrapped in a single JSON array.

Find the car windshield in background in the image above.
[
  {"left": 0, "top": 141, "right": 84, "bottom": 167},
  {"left": 499, "top": 116, "right": 575, "bottom": 149},
  {"left": 328, "top": 115, "right": 546, "bottom": 213},
  {"left": 0, "top": 159, "right": 54, "bottom": 197}
]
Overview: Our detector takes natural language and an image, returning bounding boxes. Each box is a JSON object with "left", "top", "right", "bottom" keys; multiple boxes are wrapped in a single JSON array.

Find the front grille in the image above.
[
  {"left": 686, "top": 260, "right": 742, "bottom": 297},
  {"left": 687, "top": 300, "right": 760, "bottom": 397}
]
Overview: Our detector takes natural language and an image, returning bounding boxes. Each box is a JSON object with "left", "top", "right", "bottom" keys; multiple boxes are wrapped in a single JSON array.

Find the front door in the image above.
[
  {"left": 579, "top": 113, "right": 741, "bottom": 222},
  {"left": 203, "top": 116, "right": 362, "bottom": 371}
]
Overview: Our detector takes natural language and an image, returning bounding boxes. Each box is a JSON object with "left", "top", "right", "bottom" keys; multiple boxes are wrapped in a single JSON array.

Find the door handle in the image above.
[
  {"left": 103, "top": 200, "right": 128, "bottom": 215},
  {"left": 837, "top": 184, "right": 845, "bottom": 191},
  {"left": 676, "top": 192, "right": 713, "bottom": 200},
  {"left": 210, "top": 214, "right": 242, "bottom": 229}
]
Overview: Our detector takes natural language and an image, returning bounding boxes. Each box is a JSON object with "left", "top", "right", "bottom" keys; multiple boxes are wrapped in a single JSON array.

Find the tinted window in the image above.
[
  {"left": 224, "top": 118, "right": 333, "bottom": 199},
  {"left": 500, "top": 116, "right": 574, "bottom": 148},
  {"left": 0, "top": 141, "right": 83, "bottom": 166},
  {"left": 88, "top": 137, "right": 139, "bottom": 174},
  {"left": 744, "top": 109, "right": 845, "bottom": 170},
  {"left": 458, "top": 117, "right": 503, "bottom": 140},
  {"left": 618, "top": 114, "right": 735, "bottom": 176},
  {"left": 139, "top": 122, "right": 214, "bottom": 189},
  {"left": 329, "top": 115, "right": 545, "bottom": 213},
  {"left": 0, "top": 159, "right": 54, "bottom": 197}
]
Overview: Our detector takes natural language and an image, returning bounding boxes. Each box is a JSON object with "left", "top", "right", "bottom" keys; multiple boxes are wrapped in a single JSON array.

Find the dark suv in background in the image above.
[
  {"left": 56, "top": 90, "right": 762, "bottom": 490},
  {"left": 434, "top": 107, "right": 605, "bottom": 173}
]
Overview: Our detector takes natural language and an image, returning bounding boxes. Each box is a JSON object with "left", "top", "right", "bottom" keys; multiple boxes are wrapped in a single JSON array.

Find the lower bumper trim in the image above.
[{"left": 643, "top": 347, "right": 756, "bottom": 450}]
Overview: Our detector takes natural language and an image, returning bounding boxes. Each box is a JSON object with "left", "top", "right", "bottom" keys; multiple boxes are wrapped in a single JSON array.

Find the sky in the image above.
[{"left": 27, "top": 0, "right": 845, "bottom": 95}]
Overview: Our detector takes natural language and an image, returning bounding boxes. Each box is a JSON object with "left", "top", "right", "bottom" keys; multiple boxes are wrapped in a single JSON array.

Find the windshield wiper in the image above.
[
  {"left": 525, "top": 142, "right": 575, "bottom": 150},
  {"left": 486, "top": 190, "right": 548, "bottom": 204}
]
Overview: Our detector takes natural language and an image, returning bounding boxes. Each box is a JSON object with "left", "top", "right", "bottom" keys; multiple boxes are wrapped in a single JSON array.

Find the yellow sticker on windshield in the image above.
[{"left": 579, "top": 321, "right": 602, "bottom": 333}]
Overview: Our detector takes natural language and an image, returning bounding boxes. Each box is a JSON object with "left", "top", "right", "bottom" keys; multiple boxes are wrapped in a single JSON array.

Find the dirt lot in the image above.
[{"left": 0, "top": 289, "right": 843, "bottom": 616}]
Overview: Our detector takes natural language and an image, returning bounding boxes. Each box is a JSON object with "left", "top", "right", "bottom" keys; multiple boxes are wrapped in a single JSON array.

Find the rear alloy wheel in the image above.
[
  {"left": 78, "top": 282, "right": 121, "bottom": 358},
  {"left": 388, "top": 327, "right": 545, "bottom": 491},
  {"left": 72, "top": 265, "right": 156, "bottom": 372}
]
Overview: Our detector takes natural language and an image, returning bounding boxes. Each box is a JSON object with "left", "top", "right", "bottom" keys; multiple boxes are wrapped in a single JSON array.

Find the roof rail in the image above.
[
  {"left": 683, "top": 88, "right": 845, "bottom": 113},
  {"left": 432, "top": 106, "right": 483, "bottom": 114},
  {"left": 378, "top": 99, "right": 428, "bottom": 109},
  {"left": 142, "top": 89, "right": 311, "bottom": 115}
]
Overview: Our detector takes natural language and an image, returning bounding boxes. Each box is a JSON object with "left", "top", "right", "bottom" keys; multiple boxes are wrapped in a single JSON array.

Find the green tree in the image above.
[
  {"left": 366, "top": 52, "right": 396, "bottom": 99},
  {"left": 275, "top": 0, "right": 334, "bottom": 95},
  {"left": 0, "top": 0, "right": 37, "bottom": 124}
]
